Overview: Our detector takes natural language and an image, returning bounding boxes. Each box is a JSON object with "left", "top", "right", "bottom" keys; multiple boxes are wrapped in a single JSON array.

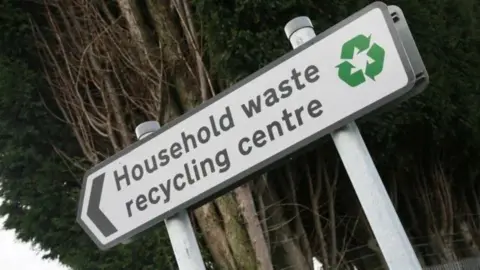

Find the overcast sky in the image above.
[{"left": 0, "top": 217, "right": 70, "bottom": 270}]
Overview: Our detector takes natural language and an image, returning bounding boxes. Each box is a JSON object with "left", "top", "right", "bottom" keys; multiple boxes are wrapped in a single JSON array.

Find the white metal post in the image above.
[
  {"left": 284, "top": 17, "right": 422, "bottom": 270},
  {"left": 135, "top": 121, "right": 206, "bottom": 270}
]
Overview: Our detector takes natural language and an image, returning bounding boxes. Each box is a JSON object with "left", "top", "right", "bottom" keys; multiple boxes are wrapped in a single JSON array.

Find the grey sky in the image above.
[{"left": 0, "top": 217, "right": 70, "bottom": 270}]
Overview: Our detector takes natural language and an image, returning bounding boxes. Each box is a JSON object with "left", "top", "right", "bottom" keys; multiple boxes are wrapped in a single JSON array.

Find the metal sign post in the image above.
[
  {"left": 135, "top": 121, "right": 206, "bottom": 270},
  {"left": 283, "top": 3, "right": 423, "bottom": 270}
]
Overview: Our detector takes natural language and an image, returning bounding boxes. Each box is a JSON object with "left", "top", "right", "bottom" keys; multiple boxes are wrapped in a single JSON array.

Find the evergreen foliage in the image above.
[{"left": 0, "top": 0, "right": 479, "bottom": 269}]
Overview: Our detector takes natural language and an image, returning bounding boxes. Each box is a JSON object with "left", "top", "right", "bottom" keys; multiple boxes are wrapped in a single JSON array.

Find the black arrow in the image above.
[{"left": 87, "top": 173, "right": 118, "bottom": 237}]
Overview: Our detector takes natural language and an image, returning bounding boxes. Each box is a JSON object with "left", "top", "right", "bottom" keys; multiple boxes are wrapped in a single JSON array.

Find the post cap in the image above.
[
  {"left": 284, "top": 16, "right": 313, "bottom": 39},
  {"left": 135, "top": 121, "right": 161, "bottom": 139}
]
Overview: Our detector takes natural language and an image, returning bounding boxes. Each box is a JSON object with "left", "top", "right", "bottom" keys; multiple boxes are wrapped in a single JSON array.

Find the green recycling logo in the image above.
[{"left": 336, "top": 34, "right": 385, "bottom": 87}]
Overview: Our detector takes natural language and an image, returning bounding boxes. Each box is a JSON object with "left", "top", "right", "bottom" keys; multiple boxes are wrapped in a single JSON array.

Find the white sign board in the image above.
[{"left": 77, "top": 1, "right": 415, "bottom": 250}]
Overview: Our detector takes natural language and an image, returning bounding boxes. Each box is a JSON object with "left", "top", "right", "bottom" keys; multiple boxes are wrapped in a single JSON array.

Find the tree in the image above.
[
  {"left": 0, "top": 1, "right": 180, "bottom": 269},
  {"left": 1, "top": 0, "right": 480, "bottom": 269}
]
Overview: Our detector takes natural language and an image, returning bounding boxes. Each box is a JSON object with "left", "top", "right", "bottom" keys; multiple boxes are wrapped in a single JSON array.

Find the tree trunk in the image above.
[
  {"left": 194, "top": 203, "right": 238, "bottom": 270},
  {"left": 235, "top": 183, "right": 274, "bottom": 270},
  {"left": 256, "top": 176, "right": 312, "bottom": 270},
  {"left": 142, "top": 1, "right": 260, "bottom": 269}
]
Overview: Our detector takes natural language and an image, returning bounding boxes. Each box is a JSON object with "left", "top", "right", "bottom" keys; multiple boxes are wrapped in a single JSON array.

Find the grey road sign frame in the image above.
[
  {"left": 360, "top": 5, "right": 430, "bottom": 120},
  {"left": 77, "top": 1, "right": 418, "bottom": 250},
  {"left": 388, "top": 5, "right": 429, "bottom": 97}
]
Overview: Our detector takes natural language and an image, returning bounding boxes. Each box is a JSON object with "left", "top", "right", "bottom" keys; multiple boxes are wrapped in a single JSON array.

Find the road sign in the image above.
[{"left": 77, "top": 1, "right": 417, "bottom": 250}]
